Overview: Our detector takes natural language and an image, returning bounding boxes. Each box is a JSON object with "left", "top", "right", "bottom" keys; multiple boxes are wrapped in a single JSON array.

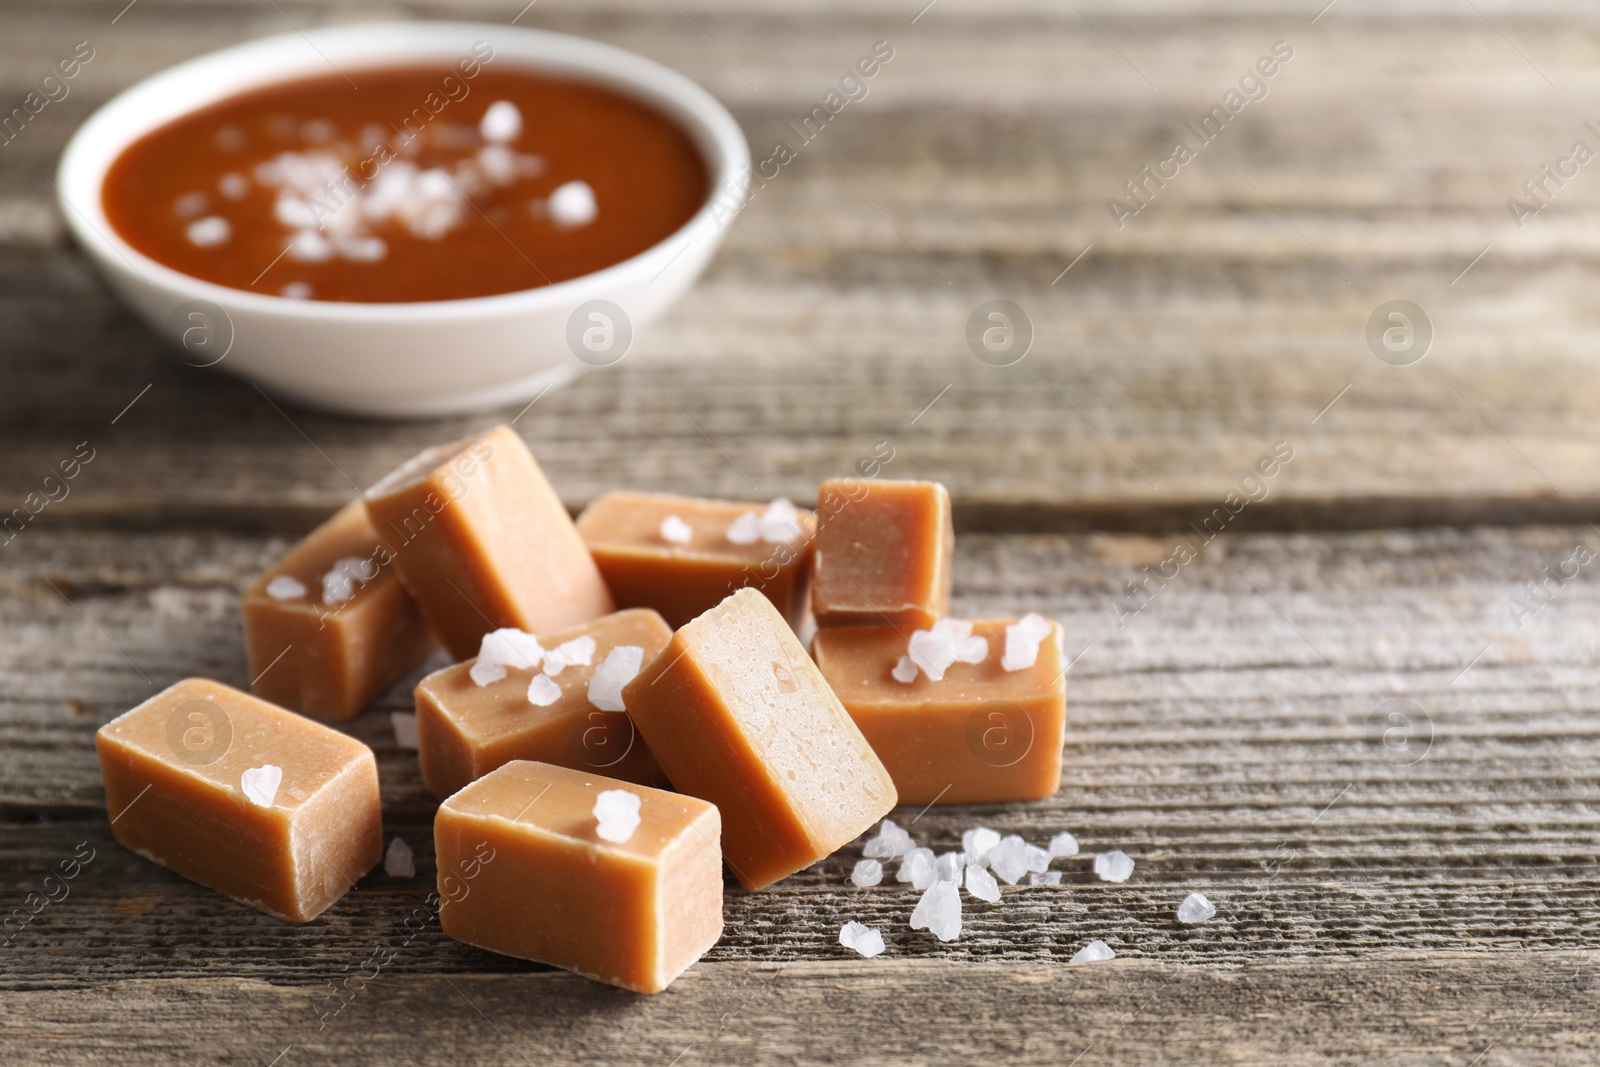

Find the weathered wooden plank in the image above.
[
  {"left": 4, "top": 954, "right": 1600, "bottom": 1066},
  {"left": 4, "top": 525, "right": 1599, "bottom": 984}
]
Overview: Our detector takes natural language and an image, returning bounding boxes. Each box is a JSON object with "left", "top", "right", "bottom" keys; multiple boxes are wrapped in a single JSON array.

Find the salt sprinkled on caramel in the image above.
[
  {"left": 588, "top": 645, "right": 644, "bottom": 712},
  {"left": 240, "top": 764, "right": 282, "bottom": 808},
  {"left": 660, "top": 514, "right": 693, "bottom": 545},
  {"left": 526, "top": 673, "right": 562, "bottom": 707},
  {"left": 905, "top": 619, "right": 988, "bottom": 682},
  {"left": 541, "top": 635, "right": 596, "bottom": 677},
  {"left": 592, "top": 788, "right": 641, "bottom": 843},
  {"left": 264, "top": 574, "right": 306, "bottom": 600},
  {"left": 1002, "top": 613, "right": 1055, "bottom": 672}
]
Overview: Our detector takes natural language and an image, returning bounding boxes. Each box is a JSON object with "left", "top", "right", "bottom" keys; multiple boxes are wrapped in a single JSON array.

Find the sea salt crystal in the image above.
[
  {"left": 909, "top": 880, "right": 962, "bottom": 942},
  {"left": 907, "top": 619, "right": 988, "bottom": 682},
  {"left": 986, "top": 835, "right": 1034, "bottom": 885},
  {"left": 934, "top": 851, "right": 965, "bottom": 884},
  {"left": 541, "top": 635, "right": 597, "bottom": 677},
  {"left": 548, "top": 180, "right": 598, "bottom": 228},
  {"left": 218, "top": 172, "right": 250, "bottom": 200},
  {"left": 1022, "top": 843, "right": 1052, "bottom": 873},
  {"left": 526, "top": 673, "right": 562, "bottom": 707},
  {"left": 241, "top": 764, "right": 282, "bottom": 808},
  {"left": 850, "top": 859, "right": 883, "bottom": 887},
  {"left": 1070, "top": 940, "right": 1115, "bottom": 964},
  {"left": 477, "top": 143, "right": 516, "bottom": 184},
  {"left": 1177, "top": 892, "right": 1216, "bottom": 924},
  {"left": 265, "top": 575, "right": 306, "bottom": 600},
  {"left": 592, "top": 789, "right": 641, "bottom": 843},
  {"left": 1027, "top": 871, "right": 1062, "bottom": 886},
  {"left": 288, "top": 228, "right": 333, "bottom": 262},
  {"left": 660, "top": 514, "right": 693, "bottom": 545},
  {"left": 964, "top": 864, "right": 1001, "bottom": 903},
  {"left": 891, "top": 655, "right": 918, "bottom": 684},
  {"left": 174, "top": 191, "right": 209, "bottom": 218},
  {"left": 757, "top": 498, "right": 803, "bottom": 543},
  {"left": 384, "top": 836, "right": 415, "bottom": 878},
  {"left": 338, "top": 235, "right": 387, "bottom": 262},
  {"left": 1093, "top": 849, "right": 1135, "bottom": 883},
  {"left": 480, "top": 100, "right": 523, "bottom": 143},
  {"left": 588, "top": 645, "right": 644, "bottom": 712},
  {"left": 186, "top": 216, "right": 231, "bottom": 247},
  {"left": 478, "top": 628, "right": 544, "bottom": 671},
  {"left": 839, "top": 920, "right": 885, "bottom": 958},
  {"left": 862, "top": 818, "right": 915, "bottom": 860},
  {"left": 275, "top": 196, "right": 317, "bottom": 229},
  {"left": 390, "top": 711, "right": 419, "bottom": 750},
  {"left": 1002, "top": 612, "right": 1055, "bottom": 671},
  {"left": 1048, "top": 831, "right": 1080, "bottom": 859},
  {"left": 725, "top": 511, "right": 762, "bottom": 544},
  {"left": 897, "top": 847, "right": 936, "bottom": 890},
  {"left": 962, "top": 826, "right": 1001, "bottom": 866},
  {"left": 322, "top": 556, "right": 373, "bottom": 605},
  {"left": 469, "top": 660, "right": 508, "bottom": 687}
]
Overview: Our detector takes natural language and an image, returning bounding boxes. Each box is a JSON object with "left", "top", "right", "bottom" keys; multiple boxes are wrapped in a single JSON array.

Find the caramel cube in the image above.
[
  {"left": 94, "top": 678, "right": 382, "bottom": 922},
  {"left": 811, "top": 479, "right": 953, "bottom": 629},
  {"left": 435, "top": 760, "right": 723, "bottom": 994},
  {"left": 363, "top": 425, "right": 614, "bottom": 659},
  {"left": 576, "top": 491, "right": 816, "bottom": 628},
  {"left": 414, "top": 609, "right": 673, "bottom": 799},
  {"left": 624, "top": 588, "right": 896, "bottom": 890},
  {"left": 811, "top": 617, "right": 1066, "bottom": 805},
  {"left": 242, "top": 500, "right": 437, "bottom": 722}
]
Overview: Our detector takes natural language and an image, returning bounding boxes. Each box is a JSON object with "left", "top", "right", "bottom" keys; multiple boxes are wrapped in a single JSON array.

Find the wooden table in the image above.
[{"left": 5, "top": 1, "right": 1600, "bottom": 1063}]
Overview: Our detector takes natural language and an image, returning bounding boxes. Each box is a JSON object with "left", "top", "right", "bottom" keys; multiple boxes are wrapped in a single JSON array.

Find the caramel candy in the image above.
[
  {"left": 811, "top": 616, "right": 1066, "bottom": 805},
  {"left": 242, "top": 500, "right": 437, "bottom": 722},
  {"left": 435, "top": 760, "right": 723, "bottom": 994},
  {"left": 363, "top": 425, "right": 614, "bottom": 659},
  {"left": 95, "top": 677, "right": 382, "bottom": 922},
  {"left": 811, "top": 479, "right": 953, "bottom": 629},
  {"left": 624, "top": 588, "right": 896, "bottom": 890},
  {"left": 414, "top": 609, "right": 672, "bottom": 799},
  {"left": 576, "top": 491, "right": 816, "bottom": 628}
]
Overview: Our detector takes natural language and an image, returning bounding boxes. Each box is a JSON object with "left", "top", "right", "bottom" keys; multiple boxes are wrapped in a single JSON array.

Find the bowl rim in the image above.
[{"left": 55, "top": 19, "right": 749, "bottom": 321}]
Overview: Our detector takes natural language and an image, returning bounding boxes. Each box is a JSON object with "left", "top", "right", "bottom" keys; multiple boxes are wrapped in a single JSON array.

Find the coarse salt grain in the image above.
[
  {"left": 469, "top": 661, "right": 508, "bottom": 687},
  {"left": 986, "top": 835, "right": 1033, "bottom": 886},
  {"left": 909, "top": 880, "right": 962, "bottom": 942},
  {"left": 934, "top": 851, "right": 965, "bottom": 884},
  {"left": 1027, "top": 871, "right": 1062, "bottom": 886},
  {"left": 588, "top": 645, "right": 644, "bottom": 712},
  {"left": 1094, "top": 849, "right": 1135, "bottom": 883},
  {"left": 480, "top": 100, "right": 523, "bottom": 143},
  {"left": 891, "top": 655, "right": 918, "bottom": 684},
  {"left": 541, "top": 635, "right": 597, "bottom": 677},
  {"left": 390, "top": 711, "right": 419, "bottom": 750},
  {"left": 478, "top": 628, "right": 544, "bottom": 671},
  {"left": 1048, "top": 831, "right": 1080, "bottom": 859},
  {"left": 547, "top": 180, "right": 598, "bottom": 228},
  {"left": 965, "top": 864, "right": 1002, "bottom": 903},
  {"left": 288, "top": 228, "right": 333, "bottom": 262},
  {"left": 592, "top": 788, "right": 641, "bottom": 843},
  {"left": 758, "top": 498, "right": 803, "bottom": 542},
  {"left": 1002, "top": 612, "right": 1055, "bottom": 672},
  {"left": 218, "top": 172, "right": 249, "bottom": 200},
  {"left": 897, "top": 847, "right": 936, "bottom": 890},
  {"left": 962, "top": 826, "right": 1001, "bottom": 866},
  {"left": 186, "top": 216, "right": 231, "bottom": 247},
  {"left": 265, "top": 575, "right": 306, "bottom": 600},
  {"left": 174, "top": 191, "right": 209, "bottom": 218},
  {"left": 241, "top": 764, "right": 282, "bottom": 808},
  {"left": 907, "top": 619, "right": 988, "bottom": 682},
  {"left": 384, "top": 836, "right": 415, "bottom": 878},
  {"left": 477, "top": 143, "right": 516, "bottom": 185},
  {"left": 322, "top": 556, "right": 374, "bottom": 605},
  {"left": 1177, "top": 892, "right": 1216, "bottom": 924},
  {"left": 1070, "top": 940, "right": 1115, "bottom": 964},
  {"left": 526, "top": 673, "right": 562, "bottom": 707},
  {"left": 725, "top": 511, "right": 762, "bottom": 544},
  {"left": 839, "top": 920, "right": 886, "bottom": 958},
  {"left": 660, "top": 514, "right": 693, "bottom": 545},
  {"left": 863, "top": 818, "right": 915, "bottom": 860},
  {"left": 850, "top": 859, "right": 883, "bottom": 887}
]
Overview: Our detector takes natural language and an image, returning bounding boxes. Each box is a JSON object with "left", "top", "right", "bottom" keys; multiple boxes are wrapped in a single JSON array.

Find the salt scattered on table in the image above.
[
  {"left": 934, "top": 851, "right": 965, "bottom": 884},
  {"left": 480, "top": 100, "right": 523, "bottom": 143},
  {"left": 1048, "top": 831, "right": 1079, "bottom": 859},
  {"left": 384, "top": 836, "right": 415, "bottom": 878},
  {"left": 660, "top": 514, "right": 693, "bottom": 545},
  {"left": 1070, "top": 940, "right": 1115, "bottom": 964},
  {"left": 526, "top": 673, "right": 562, "bottom": 707},
  {"left": 1093, "top": 849, "right": 1135, "bottom": 883},
  {"left": 839, "top": 920, "right": 885, "bottom": 958},
  {"left": 264, "top": 574, "right": 306, "bottom": 600},
  {"left": 850, "top": 859, "right": 883, "bottom": 887},
  {"left": 863, "top": 818, "right": 915, "bottom": 860},
  {"left": 588, "top": 645, "right": 644, "bottom": 712},
  {"left": 1002, "top": 612, "right": 1055, "bottom": 671},
  {"left": 987, "top": 834, "right": 1047, "bottom": 885},
  {"left": 1177, "top": 891, "right": 1216, "bottom": 924},
  {"left": 390, "top": 711, "right": 419, "bottom": 750},
  {"left": 592, "top": 788, "right": 641, "bottom": 843},
  {"left": 965, "top": 864, "right": 1001, "bottom": 903},
  {"left": 1027, "top": 871, "right": 1062, "bottom": 886},
  {"left": 909, "top": 880, "right": 962, "bottom": 942},
  {"left": 962, "top": 826, "right": 1001, "bottom": 866},
  {"left": 897, "top": 847, "right": 935, "bottom": 890},
  {"left": 241, "top": 764, "right": 282, "bottom": 808}
]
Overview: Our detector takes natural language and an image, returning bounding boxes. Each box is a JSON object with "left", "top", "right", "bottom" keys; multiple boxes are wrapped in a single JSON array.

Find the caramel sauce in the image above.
[{"left": 102, "top": 65, "right": 710, "bottom": 303}]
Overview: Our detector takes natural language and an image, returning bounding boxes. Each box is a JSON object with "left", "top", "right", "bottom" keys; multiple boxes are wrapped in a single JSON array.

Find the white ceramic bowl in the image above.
[{"left": 57, "top": 21, "right": 748, "bottom": 417}]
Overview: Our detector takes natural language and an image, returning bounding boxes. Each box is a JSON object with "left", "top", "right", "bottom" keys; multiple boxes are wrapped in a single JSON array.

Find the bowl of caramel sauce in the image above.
[{"left": 57, "top": 22, "right": 749, "bottom": 417}]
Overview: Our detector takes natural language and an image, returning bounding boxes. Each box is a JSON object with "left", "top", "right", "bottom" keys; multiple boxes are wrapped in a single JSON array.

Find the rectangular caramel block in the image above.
[
  {"left": 415, "top": 609, "right": 672, "bottom": 799},
  {"left": 811, "top": 479, "right": 953, "bottom": 629},
  {"left": 435, "top": 760, "right": 723, "bottom": 994},
  {"left": 363, "top": 425, "right": 614, "bottom": 659},
  {"left": 576, "top": 491, "right": 816, "bottom": 628},
  {"left": 811, "top": 618, "right": 1066, "bottom": 805},
  {"left": 95, "top": 677, "right": 382, "bottom": 922},
  {"left": 242, "top": 500, "right": 437, "bottom": 722},
  {"left": 624, "top": 588, "right": 896, "bottom": 890}
]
